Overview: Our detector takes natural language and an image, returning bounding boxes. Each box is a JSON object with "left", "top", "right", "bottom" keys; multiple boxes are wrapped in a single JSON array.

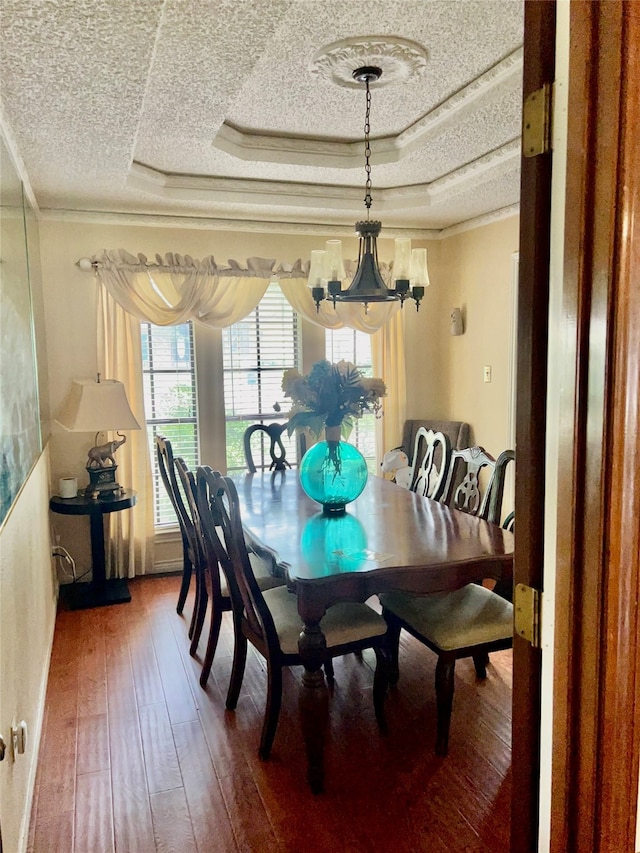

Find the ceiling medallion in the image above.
[{"left": 310, "top": 36, "right": 428, "bottom": 89}]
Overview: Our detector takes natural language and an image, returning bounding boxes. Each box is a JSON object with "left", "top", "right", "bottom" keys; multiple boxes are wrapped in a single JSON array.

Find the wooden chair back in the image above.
[
  {"left": 173, "top": 457, "right": 209, "bottom": 574},
  {"left": 483, "top": 449, "right": 516, "bottom": 526},
  {"left": 440, "top": 446, "right": 497, "bottom": 517},
  {"left": 243, "top": 422, "right": 291, "bottom": 472},
  {"left": 155, "top": 435, "right": 195, "bottom": 557},
  {"left": 196, "top": 466, "right": 279, "bottom": 653},
  {"left": 409, "top": 428, "right": 452, "bottom": 500}
]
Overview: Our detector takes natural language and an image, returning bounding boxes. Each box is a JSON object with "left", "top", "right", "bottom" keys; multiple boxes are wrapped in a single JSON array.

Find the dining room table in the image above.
[{"left": 231, "top": 469, "right": 514, "bottom": 794}]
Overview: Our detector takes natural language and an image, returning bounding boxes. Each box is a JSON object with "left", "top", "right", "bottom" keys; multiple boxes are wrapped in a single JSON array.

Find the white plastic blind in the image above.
[
  {"left": 141, "top": 321, "right": 198, "bottom": 525},
  {"left": 222, "top": 283, "right": 301, "bottom": 471}
]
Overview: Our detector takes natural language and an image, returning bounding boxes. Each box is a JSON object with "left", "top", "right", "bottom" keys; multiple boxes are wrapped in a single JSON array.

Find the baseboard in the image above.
[{"left": 148, "top": 558, "right": 182, "bottom": 575}]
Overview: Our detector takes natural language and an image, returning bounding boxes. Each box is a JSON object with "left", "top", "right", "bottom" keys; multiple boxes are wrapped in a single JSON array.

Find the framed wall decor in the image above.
[{"left": 0, "top": 133, "right": 42, "bottom": 527}]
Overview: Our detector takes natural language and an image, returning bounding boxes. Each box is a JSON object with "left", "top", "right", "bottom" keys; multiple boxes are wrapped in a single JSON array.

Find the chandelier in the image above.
[{"left": 309, "top": 66, "right": 429, "bottom": 313}]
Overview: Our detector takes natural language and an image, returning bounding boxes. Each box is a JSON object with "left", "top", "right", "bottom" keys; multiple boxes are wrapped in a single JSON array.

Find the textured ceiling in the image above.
[{"left": 0, "top": 0, "right": 524, "bottom": 232}]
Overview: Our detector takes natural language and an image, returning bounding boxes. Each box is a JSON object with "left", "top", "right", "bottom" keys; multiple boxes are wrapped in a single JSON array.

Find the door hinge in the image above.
[
  {"left": 522, "top": 82, "right": 553, "bottom": 157},
  {"left": 514, "top": 583, "right": 542, "bottom": 648}
]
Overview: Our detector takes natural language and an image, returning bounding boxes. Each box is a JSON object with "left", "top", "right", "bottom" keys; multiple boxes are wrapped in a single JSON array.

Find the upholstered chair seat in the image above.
[
  {"left": 264, "top": 586, "right": 388, "bottom": 655},
  {"left": 379, "top": 585, "right": 512, "bottom": 652}
]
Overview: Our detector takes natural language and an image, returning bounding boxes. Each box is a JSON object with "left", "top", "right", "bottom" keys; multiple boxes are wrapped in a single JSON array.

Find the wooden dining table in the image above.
[{"left": 231, "top": 469, "right": 514, "bottom": 793}]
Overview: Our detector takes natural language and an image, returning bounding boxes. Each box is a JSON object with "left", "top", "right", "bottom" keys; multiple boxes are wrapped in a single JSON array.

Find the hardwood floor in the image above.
[{"left": 28, "top": 575, "right": 512, "bottom": 852}]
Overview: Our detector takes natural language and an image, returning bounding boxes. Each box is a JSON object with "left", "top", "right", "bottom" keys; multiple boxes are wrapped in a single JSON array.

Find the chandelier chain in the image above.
[{"left": 364, "top": 78, "right": 372, "bottom": 217}]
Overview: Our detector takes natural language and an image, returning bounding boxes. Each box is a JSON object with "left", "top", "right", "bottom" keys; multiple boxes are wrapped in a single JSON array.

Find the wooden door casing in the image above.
[
  {"left": 512, "top": 2, "right": 556, "bottom": 851},
  {"left": 550, "top": 3, "right": 640, "bottom": 852}
]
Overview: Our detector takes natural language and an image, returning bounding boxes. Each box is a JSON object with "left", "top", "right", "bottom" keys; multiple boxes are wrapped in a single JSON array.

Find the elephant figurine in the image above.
[{"left": 86, "top": 433, "right": 127, "bottom": 468}]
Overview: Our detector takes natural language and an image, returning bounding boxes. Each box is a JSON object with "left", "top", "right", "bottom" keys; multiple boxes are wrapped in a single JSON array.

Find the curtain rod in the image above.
[{"left": 76, "top": 258, "right": 98, "bottom": 271}]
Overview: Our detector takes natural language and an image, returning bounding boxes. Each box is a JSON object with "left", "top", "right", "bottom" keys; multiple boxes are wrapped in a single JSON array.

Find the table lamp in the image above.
[{"left": 55, "top": 376, "right": 141, "bottom": 498}]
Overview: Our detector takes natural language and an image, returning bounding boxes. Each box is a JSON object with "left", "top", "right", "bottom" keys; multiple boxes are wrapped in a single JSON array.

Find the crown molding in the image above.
[
  {"left": 428, "top": 138, "right": 520, "bottom": 198},
  {"left": 129, "top": 136, "right": 518, "bottom": 212},
  {"left": 37, "top": 207, "right": 438, "bottom": 239},
  {"left": 213, "top": 123, "right": 401, "bottom": 166},
  {"left": 38, "top": 203, "right": 519, "bottom": 239},
  {"left": 211, "top": 48, "right": 522, "bottom": 168},
  {"left": 398, "top": 47, "right": 523, "bottom": 148},
  {"left": 436, "top": 203, "right": 520, "bottom": 239},
  {"left": 0, "top": 108, "right": 40, "bottom": 214}
]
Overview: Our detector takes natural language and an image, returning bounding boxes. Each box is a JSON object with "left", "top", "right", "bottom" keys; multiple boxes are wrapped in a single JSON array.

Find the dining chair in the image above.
[
  {"left": 408, "top": 427, "right": 452, "bottom": 500},
  {"left": 381, "top": 446, "right": 516, "bottom": 755},
  {"left": 243, "top": 422, "right": 306, "bottom": 473},
  {"left": 439, "top": 445, "right": 497, "bottom": 517},
  {"left": 155, "top": 435, "right": 200, "bottom": 636},
  {"left": 380, "top": 583, "right": 513, "bottom": 755},
  {"left": 195, "top": 465, "right": 390, "bottom": 760},
  {"left": 483, "top": 449, "right": 516, "bottom": 526},
  {"left": 174, "top": 458, "right": 284, "bottom": 688}
]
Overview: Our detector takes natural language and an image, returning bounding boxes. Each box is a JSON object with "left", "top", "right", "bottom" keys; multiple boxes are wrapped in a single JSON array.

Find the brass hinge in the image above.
[
  {"left": 514, "top": 583, "right": 542, "bottom": 648},
  {"left": 522, "top": 83, "right": 553, "bottom": 157}
]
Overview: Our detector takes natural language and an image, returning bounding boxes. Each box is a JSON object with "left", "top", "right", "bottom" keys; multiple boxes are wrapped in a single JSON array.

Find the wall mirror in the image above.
[{"left": 0, "top": 132, "right": 42, "bottom": 527}]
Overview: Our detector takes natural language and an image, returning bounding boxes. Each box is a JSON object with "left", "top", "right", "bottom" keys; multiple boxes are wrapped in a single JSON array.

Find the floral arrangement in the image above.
[{"left": 282, "top": 359, "right": 386, "bottom": 439}]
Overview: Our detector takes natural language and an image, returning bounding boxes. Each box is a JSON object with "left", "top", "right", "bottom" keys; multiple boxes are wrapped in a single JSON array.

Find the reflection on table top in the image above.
[{"left": 231, "top": 471, "right": 513, "bottom": 586}]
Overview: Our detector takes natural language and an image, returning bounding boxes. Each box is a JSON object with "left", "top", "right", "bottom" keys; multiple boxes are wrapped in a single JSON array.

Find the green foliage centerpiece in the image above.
[{"left": 282, "top": 360, "right": 386, "bottom": 514}]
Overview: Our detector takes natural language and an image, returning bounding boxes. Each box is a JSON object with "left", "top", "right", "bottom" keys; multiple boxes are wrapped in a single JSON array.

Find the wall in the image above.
[
  {"left": 0, "top": 124, "right": 56, "bottom": 853},
  {"left": 403, "top": 215, "right": 520, "bottom": 459},
  {"left": 0, "top": 448, "right": 57, "bottom": 852}
]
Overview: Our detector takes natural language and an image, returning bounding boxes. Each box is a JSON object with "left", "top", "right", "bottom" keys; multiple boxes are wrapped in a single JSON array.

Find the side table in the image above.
[{"left": 49, "top": 489, "right": 137, "bottom": 609}]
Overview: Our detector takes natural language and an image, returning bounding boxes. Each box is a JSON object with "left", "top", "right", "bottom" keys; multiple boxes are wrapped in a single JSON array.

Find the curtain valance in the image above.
[{"left": 93, "top": 250, "right": 400, "bottom": 334}]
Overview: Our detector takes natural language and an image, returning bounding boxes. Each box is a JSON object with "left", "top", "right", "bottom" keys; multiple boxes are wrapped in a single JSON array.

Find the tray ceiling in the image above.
[{"left": 0, "top": 0, "right": 524, "bottom": 232}]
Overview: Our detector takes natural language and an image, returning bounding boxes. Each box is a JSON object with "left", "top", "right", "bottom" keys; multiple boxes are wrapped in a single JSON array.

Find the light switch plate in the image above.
[{"left": 483, "top": 365, "right": 492, "bottom": 383}]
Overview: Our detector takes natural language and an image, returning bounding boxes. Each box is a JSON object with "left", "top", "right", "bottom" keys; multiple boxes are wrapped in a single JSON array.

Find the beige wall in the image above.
[
  {"left": 0, "top": 448, "right": 57, "bottom": 852},
  {"left": 404, "top": 215, "right": 520, "bottom": 457},
  {"left": 0, "top": 129, "right": 56, "bottom": 853}
]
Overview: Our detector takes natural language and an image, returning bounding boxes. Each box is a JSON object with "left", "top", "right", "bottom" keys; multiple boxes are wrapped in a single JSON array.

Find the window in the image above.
[
  {"left": 141, "top": 321, "right": 198, "bottom": 526},
  {"left": 140, "top": 291, "right": 378, "bottom": 528},
  {"left": 325, "top": 327, "right": 376, "bottom": 469},
  {"left": 223, "top": 283, "right": 301, "bottom": 471}
]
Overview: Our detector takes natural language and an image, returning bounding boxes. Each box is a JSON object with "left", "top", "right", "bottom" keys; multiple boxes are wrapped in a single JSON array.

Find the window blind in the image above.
[
  {"left": 223, "top": 283, "right": 301, "bottom": 471},
  {"left": 141, "top": 321, "right": 198, "bottom": 525}
]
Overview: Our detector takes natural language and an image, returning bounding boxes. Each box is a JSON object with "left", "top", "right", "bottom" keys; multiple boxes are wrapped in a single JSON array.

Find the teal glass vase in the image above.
[{"left": 299, "top": 430, "right": 368, "bottom": 515}]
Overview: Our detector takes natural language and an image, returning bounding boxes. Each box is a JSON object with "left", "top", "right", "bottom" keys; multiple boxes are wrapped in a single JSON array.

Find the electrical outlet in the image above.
[{"left": 483, "top": 365, "right": 492, "bottom": 383}]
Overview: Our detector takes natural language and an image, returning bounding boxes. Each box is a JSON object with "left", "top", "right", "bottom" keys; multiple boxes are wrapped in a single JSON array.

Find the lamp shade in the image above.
[
  {"left": 410, "top": 248, "right": 431, "bottom": 288},
  {"left": 307, "top": 250, "right": 326, "bottom": 288},
  {"left": 393, "top": 238, "right": 412, "bottom": 281},
  {"left": 324, "top": 240, "right": 346, "bottom": 281},
  {"left": 55, "top": 379, "right": 141, "bottom": 432}
]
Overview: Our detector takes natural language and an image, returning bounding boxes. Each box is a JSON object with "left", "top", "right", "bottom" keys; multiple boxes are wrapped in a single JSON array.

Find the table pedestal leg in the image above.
[
  {"left": 298, "top": 619, "right": 328, "bottom": 794},
  {"left": 89, "top": 510, "right": 107, "bottom": 594}
]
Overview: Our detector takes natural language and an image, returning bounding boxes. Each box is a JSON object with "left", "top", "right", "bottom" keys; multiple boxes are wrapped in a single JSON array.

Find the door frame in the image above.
[
  {"left": 512, "top": 3, "right": 556, "bottom": 850},
  {"left": 548, "top": 3, "right": 640, "bottom": 852}
]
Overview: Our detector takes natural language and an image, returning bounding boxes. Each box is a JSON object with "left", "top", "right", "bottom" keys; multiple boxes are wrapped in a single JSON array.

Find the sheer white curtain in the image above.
[
  {"left": 96, "top": 283, "right": 153, "bottom": 578},
  {"left": 93, "top": 250, "right": 406, "bottom": 575}
]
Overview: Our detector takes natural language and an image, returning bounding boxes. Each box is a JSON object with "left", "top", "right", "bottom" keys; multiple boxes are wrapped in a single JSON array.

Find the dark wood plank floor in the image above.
[{"left": 28, "top": 575, "right": 512, "bottom": 852}]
